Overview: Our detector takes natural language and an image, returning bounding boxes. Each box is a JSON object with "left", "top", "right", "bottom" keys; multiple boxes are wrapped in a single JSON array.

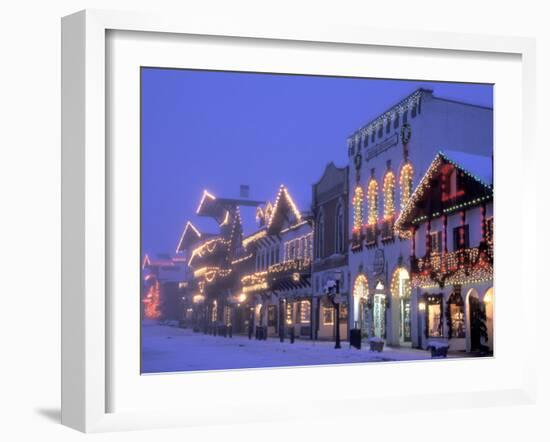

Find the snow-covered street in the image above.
[{"left": 140, "top": 321, "right": 463, "bottom": 373}]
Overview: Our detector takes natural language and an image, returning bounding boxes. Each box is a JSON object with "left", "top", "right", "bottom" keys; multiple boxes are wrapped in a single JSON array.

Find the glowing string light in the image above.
[
  {"left": 367, "top": 179, "right": 379, "bottom": 226},
  {"left": 383, "top": 170, "right": 396, "bottom": 219},
  {"left": 400, "top": 163, "right": 414, "bottom": 210},
  {"left": 352, "top": 186, "right": 364, "bottom": 232},
  {"left": 196, "top": 189, "right": 217, "bottom": 214}
]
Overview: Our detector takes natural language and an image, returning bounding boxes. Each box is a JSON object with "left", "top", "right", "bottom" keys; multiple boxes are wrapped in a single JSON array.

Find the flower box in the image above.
[
  {"left": 368, "top": 337, "right": 385, "bottom": 352},
  {"left": 427, "top": 340, "right": 449, "bottom": 358}
]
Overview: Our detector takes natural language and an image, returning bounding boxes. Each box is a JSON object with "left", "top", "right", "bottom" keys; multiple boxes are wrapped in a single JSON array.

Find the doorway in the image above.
[{"left": 469, "top": 295, "right": 481, "bottom": 351}]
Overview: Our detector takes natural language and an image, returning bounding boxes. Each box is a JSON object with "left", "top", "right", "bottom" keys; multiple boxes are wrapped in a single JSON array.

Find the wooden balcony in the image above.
[
  {"left": 380, "top": 217, "right": 394, "bottom": 243},
  {"left": 268, "top": 258, "right": 312, "bottom": 291},
  {"left": 411, "top": 242, "right": 493, "bottom": 288},
  {"left": 351, "top": 228, "right": 364, "bottom": 252},
  {"left": 365, "top": 224, "right": 377, "bottom": 247}
]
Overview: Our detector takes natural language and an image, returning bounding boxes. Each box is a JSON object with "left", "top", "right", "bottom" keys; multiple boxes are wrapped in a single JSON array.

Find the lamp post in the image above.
[
  {"left": 325, "top": 277, "right": 342, "bottom": 349},
  {"left": 418, "top": 299, "right": 426, "bottom": 349},
  {"left": 279, "top": 296, "right": 285, "bottom": 343}
]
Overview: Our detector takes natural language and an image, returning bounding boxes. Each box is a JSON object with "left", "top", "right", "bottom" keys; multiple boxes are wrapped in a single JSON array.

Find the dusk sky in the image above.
[{"left": 141, "top": 68, "right": 493, "bottom": 256}]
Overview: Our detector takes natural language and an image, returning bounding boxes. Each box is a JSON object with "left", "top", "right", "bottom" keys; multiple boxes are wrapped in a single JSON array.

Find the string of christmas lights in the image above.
[
  {"left": 347, "top": 90, "right": 422, "bottom": 146},
  {"left": 383, "top": 170, "right": 396, "bottom": 219},
  {"left": 367, "top": 179, "right": 379, "bottom": 226},
  {"left": 352, "top": 186, "right": 364, "bottom": 232},
  {"left": 400, "top": 163, "right": 414, "bottom": 210},
  {"left": 267, "top": 185, "right": 302, "bottom": 229}
]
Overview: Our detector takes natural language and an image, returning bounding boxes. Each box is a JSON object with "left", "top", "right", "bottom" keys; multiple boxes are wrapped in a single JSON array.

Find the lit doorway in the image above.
[
  {"left": 373, "top": 281, "right": 386, "bottom": 339},
  {"left": 391, "top": 267, "right": 412, "bottom": 343}
]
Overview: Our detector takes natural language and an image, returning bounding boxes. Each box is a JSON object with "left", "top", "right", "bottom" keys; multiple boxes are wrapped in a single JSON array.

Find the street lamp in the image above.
[
  {"left": 417, "top": 300, "right": 426, "bottom": 348},
  {"left": 325, "top": 278, "right": 342, "bottom": 349}
]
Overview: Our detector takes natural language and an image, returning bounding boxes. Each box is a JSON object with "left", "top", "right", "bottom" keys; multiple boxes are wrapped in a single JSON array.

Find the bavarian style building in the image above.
[
  {"left": 311, "top": 163, "right": 350, "bottom": 341},
  {"left": 347, "top": 88, "right": 493, "bottom": 349}
]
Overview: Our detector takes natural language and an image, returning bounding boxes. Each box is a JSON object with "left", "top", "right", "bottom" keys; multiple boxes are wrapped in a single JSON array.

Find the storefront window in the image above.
[
  {"left": 353, "top": 274, "right": 369, "bottom": 328},
  {"left": 339, "top": 304, "right": 348, "bottom": 321},
  {"left": 286, "top": 302, "right": 293, "bottom": 325},
  {"left": 323, "top": 307, "right": 334, "bottom": 325},
  {"left": 402, "top": 299, "right": 411, "bottom": 340},
  {"left": 299, "top": 300, "right": 311, "bottom": 324},
  {"left": 268, "top": 305, "right": 277, "bottom": 327},
  {"left": 211, "top": 301, "right": 218, "bottom": 322},
  {"left": 373, "top": 293, "right": 386, "bottom": 338},
  {"left": 427, "top": 295, "right": 443, "bottom": 337},
  {"left": 448, "top": 292, "right": 465, "bottom": 338},
  {"left": 391, "top": 268, "right": 412, "bottom": 342}
]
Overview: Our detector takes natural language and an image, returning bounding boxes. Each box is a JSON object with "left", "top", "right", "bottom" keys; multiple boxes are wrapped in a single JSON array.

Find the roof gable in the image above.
[
  {"left": 175, "top": 221, "right": 202, "bottom": 253},
  {"left": 267, "top": 185, "right": 302, "bottom": 234},
  {"left": 395, "top": 151, "right": 493, "bottom": 233}
]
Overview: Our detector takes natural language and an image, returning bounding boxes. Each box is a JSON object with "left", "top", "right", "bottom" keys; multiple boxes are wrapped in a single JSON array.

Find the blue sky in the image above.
[{"left": 141, "top": 68, "right": 493, "bottom": 255}]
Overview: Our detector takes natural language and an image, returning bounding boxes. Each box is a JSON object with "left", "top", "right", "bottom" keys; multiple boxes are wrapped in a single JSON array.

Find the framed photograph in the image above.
[{"left": 61, "top": 9, "right": 537, "bottom": 433}]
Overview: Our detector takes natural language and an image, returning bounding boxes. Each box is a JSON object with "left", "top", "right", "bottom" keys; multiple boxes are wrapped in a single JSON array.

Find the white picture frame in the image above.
[{"left": 61, "top": 9, "right": 537, "bottom": 433}]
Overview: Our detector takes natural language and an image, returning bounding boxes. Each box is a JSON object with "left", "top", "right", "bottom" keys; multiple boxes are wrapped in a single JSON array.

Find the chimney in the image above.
[{"left": 240, "top": 185, "right": 250, "bottom": 198}]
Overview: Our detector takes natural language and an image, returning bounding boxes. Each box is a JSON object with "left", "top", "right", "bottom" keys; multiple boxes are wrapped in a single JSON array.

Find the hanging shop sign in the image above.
[
  {"left": 401, "top": 123, "right": 412, "bottom": 144},
  {"left": 373, "top": 249, "right": 385, "bottom": 275},
  {"left": 365, "top": 134, "right": 398, "bottom": 161}
]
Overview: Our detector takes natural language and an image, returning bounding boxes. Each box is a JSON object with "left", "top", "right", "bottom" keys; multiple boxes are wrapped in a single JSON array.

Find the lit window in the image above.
[
  {"left": 367, "top": 180, "right": 378, "bottom": 225},
  {"left": 299, "top": 301, "right": 311, "bottom": 324},
  {"left": 353, "top": 274, "right": 369, "bottom": 325},
  {"left": 339, "top": 304, "right": 348, "bottom": 321},
  {"left": 352, "top": 187, "right": 364, "bottom": 232},
  {"left": 427, "top": 296, "right": 443, "bottom": 337},
  {"left": 323, "top": 307, "right": 334, "bottom": 325},
  {"left": 211, "top": 301, "right": 218, "bottom": 323},
  {"left": 383, "top": 171, "right": 395, "bottom": 219},
  {"left": 399, "top": 163, "right": 414, "bottom": 210},
  {"left": 224, "top": 306, "right": 231, "bottom": 326},
  {"left": 286, "top": 302, "right": 293, "bottom": 325},
  {"left": 448, "top": 293, "right": 465, "bottom": 338}
]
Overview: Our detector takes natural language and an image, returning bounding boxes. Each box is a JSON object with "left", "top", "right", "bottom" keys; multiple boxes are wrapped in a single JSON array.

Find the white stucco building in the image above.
[{"left": 346, "top": 88, "right": 493, "bottom": 349}]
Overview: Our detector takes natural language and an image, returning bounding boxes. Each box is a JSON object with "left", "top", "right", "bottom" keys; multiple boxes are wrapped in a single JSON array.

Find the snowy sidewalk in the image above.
[{"left": 142, "top": 322, "right": 445, "bottom": 373}]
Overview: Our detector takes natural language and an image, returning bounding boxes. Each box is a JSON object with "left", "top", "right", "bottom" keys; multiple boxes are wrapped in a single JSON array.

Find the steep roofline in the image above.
[
  {"left": 311, "top": 161, "right": 348, "bottom": 188},
  {"left": 395, "top": 150, "right": 493, "bottom": 233}
]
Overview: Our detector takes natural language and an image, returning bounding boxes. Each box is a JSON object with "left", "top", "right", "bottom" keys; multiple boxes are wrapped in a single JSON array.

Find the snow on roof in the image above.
[{"left": 440, "top": 150, "right": 493, "bottom": 187}]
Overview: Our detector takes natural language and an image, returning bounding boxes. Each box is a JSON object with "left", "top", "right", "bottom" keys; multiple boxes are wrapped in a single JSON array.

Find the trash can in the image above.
[{"left": 349, "top": 328, "right": 362, "bottom": 350}]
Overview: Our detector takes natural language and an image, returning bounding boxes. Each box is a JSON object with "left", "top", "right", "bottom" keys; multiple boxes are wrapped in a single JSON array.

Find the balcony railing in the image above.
[
  {"left": 268, "top": 258, "right": 311, "bottom": 277},
  {"left": 365, "top": 224, "right": 377, "bottom": 247},
  {"left": 412, "top": 248, "right": 477, "bottom": 273},
  {"left": 380, "top": 217, "right": 394, "bottom": 242},
  {"left": 411, "top": 242, "right": 493, "bottom": 287},
  {"left": 351, "top": 228, "right": 364, "bottom": 252}
]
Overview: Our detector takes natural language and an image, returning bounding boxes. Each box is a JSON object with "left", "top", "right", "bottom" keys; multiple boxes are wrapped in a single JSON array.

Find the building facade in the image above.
[
  {"left": 395, "top": 151, "right": 493, "bottom": 352},
  {"left": 311, "top": 163, "right": 350, "bottom": 341},
  {"left": 241, "top": 185, "right": 314, "bottom": 340},
  {"left": 347, "top": 88, "right": 493, "bottom": 347},
  {"left": 141, "top": 253, "right": 186, "bottom": 322}
]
